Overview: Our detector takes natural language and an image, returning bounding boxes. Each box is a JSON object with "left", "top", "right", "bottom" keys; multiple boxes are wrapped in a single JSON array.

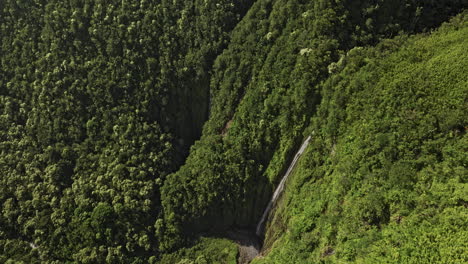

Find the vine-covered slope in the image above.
[{"left": 255, "top": 13, "right": 467, "bottom": 263}]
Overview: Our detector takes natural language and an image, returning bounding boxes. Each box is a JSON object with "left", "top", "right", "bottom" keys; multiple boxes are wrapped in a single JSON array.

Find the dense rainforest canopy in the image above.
[{"left": 0, "top": 0, "right": 466, "bottom": 263}]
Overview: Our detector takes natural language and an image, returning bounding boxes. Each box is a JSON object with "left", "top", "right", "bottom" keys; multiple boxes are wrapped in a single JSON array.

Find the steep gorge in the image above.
[{"left": 161, "top": 0, "right": 466, "bottom": 246}]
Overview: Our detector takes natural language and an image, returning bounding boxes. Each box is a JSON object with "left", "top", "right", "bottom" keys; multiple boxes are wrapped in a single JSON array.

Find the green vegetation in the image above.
[
  {"left": 1, "top": 0, "right": 466, "bottom": 263},
  {"left": 160, "top": 237, "right": 238, "bottom": 264},
  {"left": 255, "top": 13, "right": 468, "bottom": 263}
]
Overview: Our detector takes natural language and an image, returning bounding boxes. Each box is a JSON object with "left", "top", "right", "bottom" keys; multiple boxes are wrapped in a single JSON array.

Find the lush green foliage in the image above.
[
  {"left": 1, "top": 0, "right": 466, "bottom": 262},
  {"left": 254, "top": 13, "right": 468, "bottom": 263},
  {"left": 160, "top": 237, "right": 237, "bottom": 264}
]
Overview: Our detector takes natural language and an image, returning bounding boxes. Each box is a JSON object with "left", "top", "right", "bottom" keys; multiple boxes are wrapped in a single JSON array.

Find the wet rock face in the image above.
[
  {"left": 225, "top": 229, "right": 260, "bottom": 264},
  {"left": 238, "top": 243, "right": 259, "bottom": 264}
]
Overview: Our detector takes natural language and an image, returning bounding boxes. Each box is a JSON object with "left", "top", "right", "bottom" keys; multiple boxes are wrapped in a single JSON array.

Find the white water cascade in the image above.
[{"left": 255, "top": 136, "right": 312, "bottom": 237}]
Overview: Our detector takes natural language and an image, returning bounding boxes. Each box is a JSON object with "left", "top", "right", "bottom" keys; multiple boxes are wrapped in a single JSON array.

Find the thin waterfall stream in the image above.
[
  {"left": 255, "top": 136, "right": 312, "bottom": 237},
  {"left": 232, "top": 136, "right": 312, "bottom": 264}
]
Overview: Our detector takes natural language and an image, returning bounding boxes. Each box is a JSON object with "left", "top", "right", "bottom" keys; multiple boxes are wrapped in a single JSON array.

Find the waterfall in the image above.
[{"left": 255, "top": 136, "right": 312, "bottom": 237}]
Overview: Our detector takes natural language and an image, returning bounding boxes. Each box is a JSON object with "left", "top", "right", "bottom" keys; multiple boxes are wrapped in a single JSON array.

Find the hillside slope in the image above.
[{"left": 256, "top": 13, "right": 467, "bottom": 263}]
